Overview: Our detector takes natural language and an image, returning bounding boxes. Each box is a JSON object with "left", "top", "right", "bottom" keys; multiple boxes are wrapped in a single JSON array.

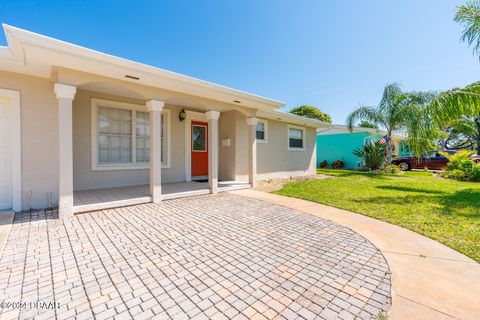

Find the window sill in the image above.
[
  {"left": 92, "top": 163, "right": 170, "bottom": 171},
  {"left": 288, "top": 147, "right": 305, "bottom": 152}
]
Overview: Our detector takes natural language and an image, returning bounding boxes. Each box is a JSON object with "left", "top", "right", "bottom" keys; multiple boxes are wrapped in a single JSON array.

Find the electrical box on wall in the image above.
[{"left": 222, "top": 138, "right": 231, "bottom": 147}]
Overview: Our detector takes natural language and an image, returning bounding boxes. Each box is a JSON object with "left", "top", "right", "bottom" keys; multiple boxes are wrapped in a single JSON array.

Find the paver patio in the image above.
[{"left": 0, "top": 193, "right": 391, "bottom": 320}]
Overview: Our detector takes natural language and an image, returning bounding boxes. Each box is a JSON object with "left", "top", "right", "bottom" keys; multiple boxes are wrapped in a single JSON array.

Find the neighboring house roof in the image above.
[
  {"left": 0, "top": 24, "right": 329, "bottom": 128},
  {"left": 316, "top": 124, "right": 406, "bottom": 141}
]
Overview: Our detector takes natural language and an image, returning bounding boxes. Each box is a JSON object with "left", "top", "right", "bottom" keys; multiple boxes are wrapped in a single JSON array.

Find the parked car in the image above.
[{"left": 392, "top": 150, "right": 456, "bottom": 171}]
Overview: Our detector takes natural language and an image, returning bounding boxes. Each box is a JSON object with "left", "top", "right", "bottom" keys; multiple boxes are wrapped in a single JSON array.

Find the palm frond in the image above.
[
  {"left": 345, "top": 106, "right": 383, "bottom": 131},
  {"left": 455, "top": 1, "right": 480, "bottom": 59},
  {"left": 430, "top": 81, "right": 480, "bottom": 126}
]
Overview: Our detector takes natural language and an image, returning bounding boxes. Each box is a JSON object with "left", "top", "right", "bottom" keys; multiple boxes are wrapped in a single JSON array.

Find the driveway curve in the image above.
[
  {"left": 0, "top": 193, "right": 390, "bottom": 320},
  {"left": 234, "top": 189, "right": 480, "bottom": 320}
]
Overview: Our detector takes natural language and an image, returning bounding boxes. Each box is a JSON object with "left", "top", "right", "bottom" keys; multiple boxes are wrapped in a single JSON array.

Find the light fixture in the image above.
[{"left": 179, "top": 109, "right": 186, "bottom": 122}]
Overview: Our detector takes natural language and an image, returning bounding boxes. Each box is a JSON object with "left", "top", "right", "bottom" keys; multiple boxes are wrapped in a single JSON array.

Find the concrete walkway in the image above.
[{"left": 232, "top": 189, "right": 480, "bottom": 320}]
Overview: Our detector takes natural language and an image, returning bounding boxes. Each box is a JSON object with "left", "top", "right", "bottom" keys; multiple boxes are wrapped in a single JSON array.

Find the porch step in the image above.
[
  {"left": 74, "top": 196, "right": 152, "bottom": 214},
  {"left": 73, "top": 182, "right": 251, "bottom": 214}
]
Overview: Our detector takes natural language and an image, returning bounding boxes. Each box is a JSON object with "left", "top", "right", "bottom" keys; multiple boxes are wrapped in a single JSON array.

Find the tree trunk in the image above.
[
  {"left": 475, "top": 116, "right": 480, "bottom": 155},
  {"left": 385, "top": 135, "right": 393, "bottom": 165},
  {"left": 439, "top": 138, "right": 447, "bottom": 150}
]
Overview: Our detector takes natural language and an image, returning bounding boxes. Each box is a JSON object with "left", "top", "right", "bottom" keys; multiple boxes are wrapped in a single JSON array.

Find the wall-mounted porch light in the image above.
[{"left": 179, "top": 109, "right": 186, "bottom": 122}]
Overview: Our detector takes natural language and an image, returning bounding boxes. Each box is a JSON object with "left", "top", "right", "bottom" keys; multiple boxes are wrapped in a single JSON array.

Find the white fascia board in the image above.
[
  {"left": 257, "top": 110, "right": 331, "bottom": 128},
  {"left": 317, "top": 125, "right": 388, "bottom": 136},
  {"left": 2, "top": 24, "right": 285, "bottom": 110},
  {"left": 0, "top": 46, "right": 14, "bottom": 60},
  {"left": 316, "top": 125, "right": 406, "bottom": 140}
]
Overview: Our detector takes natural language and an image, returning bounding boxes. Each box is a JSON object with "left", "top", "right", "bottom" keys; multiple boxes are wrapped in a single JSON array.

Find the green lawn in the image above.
[{"left": 275, "top": 169, "right": 480, "bottom": 263}]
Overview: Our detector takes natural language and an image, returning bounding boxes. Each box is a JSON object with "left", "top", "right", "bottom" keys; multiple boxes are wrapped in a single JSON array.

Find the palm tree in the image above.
[
  {"left": 432, "top": 2, "right": 480, "bottom": 154},
  {"left": 455, "top": 1, "right": 480, "bottom": 59},
  {"left": 430, "top": 82, "right": 480, "bottom": 154},
  {"left": 346, "top": 83, "right": 434, "bottom": 164}
]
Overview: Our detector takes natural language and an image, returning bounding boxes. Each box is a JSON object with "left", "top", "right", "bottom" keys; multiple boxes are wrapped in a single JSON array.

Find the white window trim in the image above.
[
  {"left": 256, "top": 119, "right": 268, "bottom": 143},
  {"left": 91, "top": 98, "right": 171, "bottom": 171},
  {"left": 287, "top": 124, "right": 306, "bottom": 151}
]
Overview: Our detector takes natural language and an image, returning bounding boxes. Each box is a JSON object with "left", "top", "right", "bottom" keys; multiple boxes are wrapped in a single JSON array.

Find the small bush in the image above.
[
  {"left": 441, "top": 169, "right": 466, "bottom": 180},
  {"left": 459, "top": 159, "right": 475, "bottom": 174},
  {"left": 440, "top": 150, "right": 479, "bottom": 182},
  {"left": 353, "top": 142, "right": 385, "bottom": 170},
  {"left": 442, "top": 150, "right": 474, "bottom": 171},
  {"left": 319, "top": 160, "right": 328, "bottom": 168},
  {"left": 470, "top": 166, "right": 480, "bottom": 182},
  {"left": 383, "top": 164, "right": 401, "bottom": 175},
  {"left": 332, "top": 160, "right": 344, "bottom": 169}
]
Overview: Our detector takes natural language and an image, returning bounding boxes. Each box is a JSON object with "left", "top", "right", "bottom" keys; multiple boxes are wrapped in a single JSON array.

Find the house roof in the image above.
[
  {"left": 0, "top": 24, "right": 286, "bottom": 110},
  {"left": 316, "top": 124, "right": 406, "bottom": 140},
  {"left": 0, "top": 24, "right": 329, "bottom": 128}
]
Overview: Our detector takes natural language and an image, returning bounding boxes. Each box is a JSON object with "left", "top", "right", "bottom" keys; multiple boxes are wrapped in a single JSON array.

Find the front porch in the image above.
[
  {"left": 73, "top": 181, "right": 250, "bottom": 213},
  {"left": 53, "top": 72, "right": 259, "bottom": 218}
]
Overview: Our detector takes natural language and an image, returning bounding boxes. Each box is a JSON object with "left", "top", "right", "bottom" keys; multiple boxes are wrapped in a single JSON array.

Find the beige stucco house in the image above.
[{"left": 0, "top": 25, "right": 328, "bottom": 217}]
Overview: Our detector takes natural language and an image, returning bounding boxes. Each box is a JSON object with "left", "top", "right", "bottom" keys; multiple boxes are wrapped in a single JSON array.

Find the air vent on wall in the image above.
[{"left": 125, "top": 75, "right": 140, "bottom": 80}]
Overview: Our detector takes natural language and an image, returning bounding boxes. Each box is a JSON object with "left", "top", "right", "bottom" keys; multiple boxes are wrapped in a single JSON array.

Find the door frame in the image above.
[
  {"left": 184, "top": 110, "right": 207, "bottom": 181},
  {"left": 0, "top": 88, "right": 21, "bottom": 211}
]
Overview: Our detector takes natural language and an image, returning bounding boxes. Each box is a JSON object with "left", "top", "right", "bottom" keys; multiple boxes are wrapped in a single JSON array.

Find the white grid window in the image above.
[
  {"left": 135, "top": 111, "right": 150, "bottom": 163},
  {"left": 98, "top": 107, "right": 132, "bottom": 164},
  {"left": 92, "top": 99, "right": 171, "bottom": 170}
]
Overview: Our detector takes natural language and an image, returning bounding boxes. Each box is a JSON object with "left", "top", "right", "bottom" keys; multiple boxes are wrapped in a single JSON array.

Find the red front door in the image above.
[{"left": 191, "top": 121, "right": 208, "bottom": 177}]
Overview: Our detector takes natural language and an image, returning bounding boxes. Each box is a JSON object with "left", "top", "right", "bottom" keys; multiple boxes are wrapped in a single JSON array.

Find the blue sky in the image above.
[{"left": 0, "top": 0, "right": 478, "bottom": 124}]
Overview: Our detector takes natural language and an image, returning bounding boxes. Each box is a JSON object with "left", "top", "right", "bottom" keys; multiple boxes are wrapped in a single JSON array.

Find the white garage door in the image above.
[{"left": 0, "top": 96, "right": 13, "bottom": 210}]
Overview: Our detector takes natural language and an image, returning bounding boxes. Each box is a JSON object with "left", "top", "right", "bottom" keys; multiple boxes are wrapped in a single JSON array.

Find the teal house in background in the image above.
[{"left": 316, "top": 125, "right": 408, "bottom": 169}]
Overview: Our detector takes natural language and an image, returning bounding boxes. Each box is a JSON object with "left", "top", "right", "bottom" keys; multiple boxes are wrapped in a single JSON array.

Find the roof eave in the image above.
[{"left": 2, "top": 24, "right": 285, "bottom": 109}]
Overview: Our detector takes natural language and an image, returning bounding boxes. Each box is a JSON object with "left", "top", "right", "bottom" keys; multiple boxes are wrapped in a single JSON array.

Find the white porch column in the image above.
[
  {"left": 206, "top": 110, "right": 220, "bottom": 194},
  {"left": 146, "top": 100, "right": 164, "bottom": 203},
  {"left": 54, "top": 83, "right": 76, "bottom": 218},
  {"left": 247, "top": 117, "right": 258, "bottom": 188}
]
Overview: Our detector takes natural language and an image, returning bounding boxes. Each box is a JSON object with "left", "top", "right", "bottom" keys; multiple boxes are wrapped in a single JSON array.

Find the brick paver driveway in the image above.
[{"left": 0, "top": 194, "right": 391, "bottom": 320}]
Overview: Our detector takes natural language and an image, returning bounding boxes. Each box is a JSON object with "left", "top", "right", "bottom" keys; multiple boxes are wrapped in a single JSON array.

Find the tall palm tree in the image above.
[
  {"left": 346, "top": 83, "right": 434, "bottom": 164},
  {"left": 455, "top": 1, "right": 480, "bottom": 59}
]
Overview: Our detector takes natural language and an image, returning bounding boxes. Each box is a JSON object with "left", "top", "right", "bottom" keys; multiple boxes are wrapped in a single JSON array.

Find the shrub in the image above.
[
  {"left": 383, "top": 164, "right": 401, "bottom": 175},
  {"left": 319, "top": 160, "right": 328, "bottom": 168},
  {"left": 440, "top": 150, "right": 480, "bottom": 182},
  {"left": 332, "top": 160, "right": 344, "bottom": 169},
  {"left": 442, "top": 150, "right": 474, "bottom": 171},
  {"left": 459, "top": 159, "right": 475, "bottom": 174},
  {"left": 441, "top": 169, "right": 466, "bottom": 180},
  {"left": 470, "top": 165, "right": 480, "bottom": 182},
  {"left": 357, "top": 166, "right": 370, "bottom": 172},
  {"left": 353, "top": 142, "right": 385, "bottom": 170}
]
